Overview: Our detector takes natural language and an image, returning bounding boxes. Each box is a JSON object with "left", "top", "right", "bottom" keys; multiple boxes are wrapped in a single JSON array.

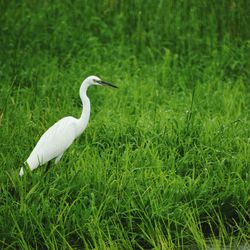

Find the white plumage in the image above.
[{"left": 19, "top": 75, "right": 117, "bottom": 176}]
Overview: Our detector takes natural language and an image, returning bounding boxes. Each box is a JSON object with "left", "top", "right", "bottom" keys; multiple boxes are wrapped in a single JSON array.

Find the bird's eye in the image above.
[{"left": 94, "top": 79, "right": 100, "bottom": 83}]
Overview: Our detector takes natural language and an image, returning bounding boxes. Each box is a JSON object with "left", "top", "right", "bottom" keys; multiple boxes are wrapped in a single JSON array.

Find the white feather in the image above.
[{"left": 26, "top": 116, "right": 77, "bottom": 170}]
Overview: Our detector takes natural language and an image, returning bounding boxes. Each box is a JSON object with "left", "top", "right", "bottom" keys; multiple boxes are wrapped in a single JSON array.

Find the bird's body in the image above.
[
  {"left": 19, "top": 76, "right": 117, "bottom": 176},
  {"left": 26, "top": 116, "right": 81, "bottom": 170}
]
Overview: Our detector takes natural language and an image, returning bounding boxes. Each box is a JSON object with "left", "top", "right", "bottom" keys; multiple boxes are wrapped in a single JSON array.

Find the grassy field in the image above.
[{"left": 0, "top": 0, "right": 250, "bottom": 249}]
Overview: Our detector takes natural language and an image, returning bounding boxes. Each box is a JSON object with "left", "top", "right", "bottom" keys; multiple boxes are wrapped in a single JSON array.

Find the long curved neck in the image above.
[{"left": 76, "top": 83, "right": 91, "bottom": 137}]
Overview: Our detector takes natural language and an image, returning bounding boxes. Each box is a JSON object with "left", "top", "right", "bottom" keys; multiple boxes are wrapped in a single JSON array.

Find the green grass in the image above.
[{"left": 0, "top": 0, "right": 250, "bottom": 249}]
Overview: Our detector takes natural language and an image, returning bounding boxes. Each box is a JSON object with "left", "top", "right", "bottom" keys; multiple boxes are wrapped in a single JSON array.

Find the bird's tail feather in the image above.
[{"left": 19, "top": 167, "right": 24, "bottom": 177}]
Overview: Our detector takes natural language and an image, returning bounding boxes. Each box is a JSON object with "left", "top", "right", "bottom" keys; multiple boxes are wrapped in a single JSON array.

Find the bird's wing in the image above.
[{"left": 26, "top": 116, "right": 78, "bottom": 170}]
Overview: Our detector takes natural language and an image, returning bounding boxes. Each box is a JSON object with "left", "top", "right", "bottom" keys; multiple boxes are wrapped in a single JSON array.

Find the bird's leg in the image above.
[{"left": 45, "top": 161, "right": 52, "bottom": 174}]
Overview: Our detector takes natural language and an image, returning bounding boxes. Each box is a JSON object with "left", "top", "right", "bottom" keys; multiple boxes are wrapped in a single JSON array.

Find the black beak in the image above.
[{"left": 98, "top": 80, "right": 118, "bottom": 88}]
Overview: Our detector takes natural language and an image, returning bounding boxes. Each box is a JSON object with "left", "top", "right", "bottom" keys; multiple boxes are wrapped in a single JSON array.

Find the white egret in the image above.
[{"left": 19, "top": 76, "right": 117, "bottom": 176}]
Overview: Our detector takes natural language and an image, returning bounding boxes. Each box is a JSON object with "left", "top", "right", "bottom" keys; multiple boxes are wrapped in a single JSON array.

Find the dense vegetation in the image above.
[{"left": 0, "top": 0, "right": 249, "bottom": 249}]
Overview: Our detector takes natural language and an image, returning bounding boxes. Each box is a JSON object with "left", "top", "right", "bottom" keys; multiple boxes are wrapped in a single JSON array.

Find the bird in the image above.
[{"left": 19, "top": 75, "right": 117, "bottom": 176}]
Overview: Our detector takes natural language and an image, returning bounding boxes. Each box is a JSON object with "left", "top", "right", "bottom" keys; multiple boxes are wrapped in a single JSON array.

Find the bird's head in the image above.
[{"left": 84, "top": 75, "right": 118, "bottom": 88}]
